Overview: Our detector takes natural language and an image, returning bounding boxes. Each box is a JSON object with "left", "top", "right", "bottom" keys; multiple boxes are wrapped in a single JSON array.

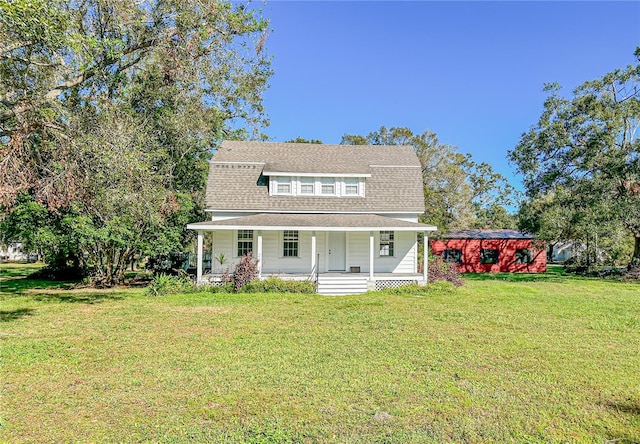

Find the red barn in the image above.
[{"left": 430, "top": 229, "right": 546, "bottom": 273}]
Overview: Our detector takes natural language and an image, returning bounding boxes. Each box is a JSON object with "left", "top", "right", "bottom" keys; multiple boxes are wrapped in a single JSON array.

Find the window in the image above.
[
  {"left": 480, "top": 249, "right": 499, "bottom": 265},
  {"left": 379, "top": 231, "right": 395, "bottom": 256},
  {"left": 237, "top": 230, "right": 253, "bottom": 257},
  {"left": 516, "top": 249, "right": 533, "bottom": 264},
  {"left": 344, "top": 178, "right": 359, "bottom": 195},
  {"left": 300, "top": 177, "right": 315, "bottom": 195},
  {"left": 321, "top": 178, "right": 335, "bottom": 195},
  {"left": 443, "top": 249, "right": 463, "bottom": 264},
  {"left": 283, "top": 230, "right": 299, "bottom": 257},
  {"left": 275, "top": 177, "right": 291, "bottom": 194}
]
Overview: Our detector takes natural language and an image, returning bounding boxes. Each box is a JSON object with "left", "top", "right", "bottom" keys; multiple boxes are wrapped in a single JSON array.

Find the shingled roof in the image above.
[{"left": 205, "top": 141, "right": 425, "bottom": 213}]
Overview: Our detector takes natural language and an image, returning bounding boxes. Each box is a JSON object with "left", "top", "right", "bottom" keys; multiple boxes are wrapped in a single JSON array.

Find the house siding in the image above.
[
  {"left": 430, "top": 238, "right": 546, "bottom": 273},
  {"left": 207, "top": 229, "right": 419, "bottom": 275}
]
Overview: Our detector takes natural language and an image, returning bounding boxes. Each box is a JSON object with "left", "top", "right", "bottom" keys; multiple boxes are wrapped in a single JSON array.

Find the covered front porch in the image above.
[{"left": 186, "top": 213, "right": 437, "bottom": 294}]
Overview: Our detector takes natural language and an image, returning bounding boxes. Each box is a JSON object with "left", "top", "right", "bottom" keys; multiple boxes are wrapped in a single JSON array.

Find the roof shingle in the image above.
[{"left": 205, "top": 141, "right": 425, "bottom": 213}]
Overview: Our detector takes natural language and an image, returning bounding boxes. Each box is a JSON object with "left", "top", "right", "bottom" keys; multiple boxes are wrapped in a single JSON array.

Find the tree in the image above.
[
  {"left": 341, "top": 126, "right": 516, "bottom": 232},
  {"left": 285, "top": 137, "right": 323, "bottom": 144},
  {"left": 509, "top": 50, "right": 640, "bottom": 265},
  {"left": 0, "top": 0, "right": 271, "bottom": 284}
]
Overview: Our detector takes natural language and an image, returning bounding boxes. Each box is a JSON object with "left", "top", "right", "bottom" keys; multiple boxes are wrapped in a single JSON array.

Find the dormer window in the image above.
[
  {"left": 344, "top": 178, "right": 359, "bottom": 195},
  {"left": 268, "top": 176, "right": 365, "bottom": 197},
  {"left": 321, "top": 178, "right": 336, "bottom": 195},
  {"left": 274, "top": 177, "right": 292, "bottom": 195},
  {"left": 300, "top": 177, "right": 315, "bottom": 195}
]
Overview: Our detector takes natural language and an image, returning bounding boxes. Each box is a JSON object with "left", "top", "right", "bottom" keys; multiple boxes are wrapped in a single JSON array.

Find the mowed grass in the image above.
[{"left": 1, "top": 263, "right": 639, "bottom": 443}]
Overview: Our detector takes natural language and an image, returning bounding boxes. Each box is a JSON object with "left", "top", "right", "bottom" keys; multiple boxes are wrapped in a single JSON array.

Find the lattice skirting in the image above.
[{"left": 375, "top": 279, "right": 418, "bottom": 291}]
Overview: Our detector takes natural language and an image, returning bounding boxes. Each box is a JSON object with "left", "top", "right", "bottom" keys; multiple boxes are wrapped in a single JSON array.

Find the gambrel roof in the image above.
[{"left": 206, "top": 141, "right": 425, "bottom": 213}]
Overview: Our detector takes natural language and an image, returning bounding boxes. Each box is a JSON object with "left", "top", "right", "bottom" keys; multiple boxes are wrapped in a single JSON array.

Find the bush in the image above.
[
  {"left": 428, "top": 256, "right": 464, "bottom": 287},
  {"left": 241, "top": 277, "right": 316, "bottom": 294},
  {"left": 383, "top": 281, "right": 458, "bottom": 296},
  {"left": 145, "top": 272, "right": 192, "bottom": 296},
  {"left": 233, "top": 252, "right": 259, "bottom": 291}
]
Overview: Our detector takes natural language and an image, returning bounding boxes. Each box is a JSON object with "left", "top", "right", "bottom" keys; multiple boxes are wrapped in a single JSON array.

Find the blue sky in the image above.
[{"left": 255, "top": 1, "right": 640, "bottom": 188}]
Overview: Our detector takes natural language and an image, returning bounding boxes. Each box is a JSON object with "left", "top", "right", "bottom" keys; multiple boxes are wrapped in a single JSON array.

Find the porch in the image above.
[
  {"left": 199, "top": 271, "right": 425, "bottom": 295},
  {"left": 187, "top": 213, "right": 437, "bottom": 294}
]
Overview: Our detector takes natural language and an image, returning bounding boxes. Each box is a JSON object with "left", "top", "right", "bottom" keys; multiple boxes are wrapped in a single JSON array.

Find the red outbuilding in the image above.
[{"left": 430, "top": 229, "right": 546, "bottom": 273}]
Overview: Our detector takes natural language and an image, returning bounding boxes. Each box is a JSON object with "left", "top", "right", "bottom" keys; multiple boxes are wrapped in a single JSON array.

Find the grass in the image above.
[{"left": 1, "top": 262, "right": 639, "bottom": 443}]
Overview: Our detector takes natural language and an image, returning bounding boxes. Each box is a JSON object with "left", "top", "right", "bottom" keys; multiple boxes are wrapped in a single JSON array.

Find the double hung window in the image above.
[
  {"left": 237, "top": 230, "right": 253, "bottom": 257},
  {"left": 379, "top": 231, "right": 395, "bottom": 256},
  {"left": 344, "top": 178, "right": 359, "bottom": 195},
  {"left": 300, "top": 178, "right": 315, "bottom": 195},
  {"left": 321, "top": 178, "right": 336, "bottom": 195},
  {"left": 283, "top": 230, "right": 299, "bottom": 257}
]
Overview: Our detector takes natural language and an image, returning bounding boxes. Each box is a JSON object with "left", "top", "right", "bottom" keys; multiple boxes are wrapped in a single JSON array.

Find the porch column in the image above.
[
  {"left": 369, "top": 231, "right": 374, "bottom": 281},
  {"left": 423, "top": 232, "right": 429, "bottom": 284},
  {"left": 196, "top": 230, "right": 204, "bottom": 283},
  {"left": 311, "top": 231, "right": 317, "bottom": 274},
  {"left": 257, "top": 230, "right": 263, "bottom": 278}
]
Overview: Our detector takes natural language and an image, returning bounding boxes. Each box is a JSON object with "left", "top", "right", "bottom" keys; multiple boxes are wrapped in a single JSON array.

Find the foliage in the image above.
[
  {"left": 509, "top": 49, "right": 640, "bottom": 265},
  {"left": 241, "top": 277, "right": 316, "bottom": 294},
  {"left": 145, "top": 272, "right": 192, "bottom": 297},
  {"left": 0, "top": 0, "right": 272, "bottom": 285},
  {"left": 381, "top": 281, "right": 458, "bottom": 296},
  {"left": 232, "top": 252, "right": 258, "bottom": 291},
  {"left": 146, "top": 252, "right": 190, "bottom": 275},
  {"left": 427, "top": 255, "right": 464, "bottom": 287},
  {"left": 341, "top": 126, "right": 516, "bottom": 232},
  {"left": 285, "top": 137, "right": 323, "bottom": 144}
]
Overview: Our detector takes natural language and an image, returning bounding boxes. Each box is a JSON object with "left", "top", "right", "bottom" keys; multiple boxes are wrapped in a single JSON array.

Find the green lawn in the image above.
[{"left": 1, "top": 263, "right": 639, "bottom": 443}]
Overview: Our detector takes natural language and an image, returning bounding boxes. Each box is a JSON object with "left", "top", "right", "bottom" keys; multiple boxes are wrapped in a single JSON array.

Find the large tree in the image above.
[
  {"left": 509, "top": 50, "right": 640, "bottom": 265},
  {"left": 0, "top": 0, "right": 271, "bottom": 284},
  {"left": 341, "top": 126, "right": 515, "bottom": 232}
]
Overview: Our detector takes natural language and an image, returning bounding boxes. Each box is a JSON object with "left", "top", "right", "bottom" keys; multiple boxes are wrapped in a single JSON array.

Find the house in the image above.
[
  {"left": 0, "top": 243, "right": 29, "bottom": 261},
  {"left": 430, "top": 229, "right": 546, "bottom": 273},
  {"left": 186, "top": 141, "right": 437, "bottom": 294}
]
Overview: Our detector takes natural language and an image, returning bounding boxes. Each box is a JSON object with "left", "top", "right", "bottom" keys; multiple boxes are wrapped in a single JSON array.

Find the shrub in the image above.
[
  {"left": 233, "top": 252, "right": 259, "bottom": 291},
  {"left": 428, "top": 255, "right": 464, "bottom": 287},
  {"left": 145, "top": 272, "right": 192, "bottom": 296},
  {"left": 241, "top": 277, "right": 316, "bottom": 294},
  {"left": 383, "top": 281, "right": 457, "bottom": 296}
]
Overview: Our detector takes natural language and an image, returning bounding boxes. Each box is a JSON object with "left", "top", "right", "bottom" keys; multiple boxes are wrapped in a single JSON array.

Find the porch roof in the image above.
[{"left": 187, "top": 213, "right": 437, "bottom": 232}]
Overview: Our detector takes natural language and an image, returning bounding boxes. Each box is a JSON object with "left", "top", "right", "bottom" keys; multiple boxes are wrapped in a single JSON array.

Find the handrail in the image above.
[{"left": 307, "top": 253, "right": 321, "bottom": 293}]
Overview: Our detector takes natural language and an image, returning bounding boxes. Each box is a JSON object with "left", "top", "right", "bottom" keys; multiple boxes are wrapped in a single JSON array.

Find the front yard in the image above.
[{"left": 1, "top": 263, "right": 639, "bottom": 443}]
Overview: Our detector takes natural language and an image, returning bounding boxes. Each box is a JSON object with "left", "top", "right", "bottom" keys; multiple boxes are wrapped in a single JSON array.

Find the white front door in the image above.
[{"left": 328, "top": 232, "right": 346, "bottom": 271}]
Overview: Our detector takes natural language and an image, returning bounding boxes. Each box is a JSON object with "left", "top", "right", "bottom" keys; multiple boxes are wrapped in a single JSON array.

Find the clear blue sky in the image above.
[{"left": 254, "top": 1, "right": 640, "bottom": 188}]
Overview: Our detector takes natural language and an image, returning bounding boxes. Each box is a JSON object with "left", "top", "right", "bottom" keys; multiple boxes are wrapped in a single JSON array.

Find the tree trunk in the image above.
[{"left": 632, "top": 235, "right": 640, "bottom": 265}]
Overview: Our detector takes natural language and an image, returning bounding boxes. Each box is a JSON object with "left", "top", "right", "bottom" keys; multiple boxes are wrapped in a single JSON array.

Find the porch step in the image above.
[{"left": 316, "top": 276, "right": 369, "bottom": 295}]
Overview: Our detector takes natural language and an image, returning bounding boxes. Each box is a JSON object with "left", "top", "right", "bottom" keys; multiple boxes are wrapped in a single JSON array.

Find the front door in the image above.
[{"left": 328, "top": 232, "right": 346, "bottom": 271}]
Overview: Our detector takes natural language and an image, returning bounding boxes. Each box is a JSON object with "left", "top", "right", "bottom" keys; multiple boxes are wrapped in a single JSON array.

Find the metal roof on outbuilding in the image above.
[{"left": 443, "top": 229, "right": 535, "bottom": 240}]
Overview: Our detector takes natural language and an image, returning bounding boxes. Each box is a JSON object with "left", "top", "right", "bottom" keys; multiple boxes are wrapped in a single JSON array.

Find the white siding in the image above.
[
  {"left": 376, "top": 213, "right": 419, "bottom": 223},
  {"left": 347, "top": 232, "right": 371, "bottom": 272},
  {"left": 262, "top": 231, "right": 329, "bottom": 274},
  {"left": 211, "top": 230, "right": 234, "bottom": 272},
  {"left": 207, "top": 229, "right": 417, "bottom": 275},
  {"left": 373, "top": 231, "right": 417, "bottom": 273},
  {"left": 210, "top": 212, "right": 258, "bottom": 221}
]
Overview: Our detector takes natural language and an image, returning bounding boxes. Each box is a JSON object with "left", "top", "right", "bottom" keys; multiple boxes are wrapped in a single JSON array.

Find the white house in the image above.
[{"left": 187, "top": 141, "right": 437, "bottom": 294}]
